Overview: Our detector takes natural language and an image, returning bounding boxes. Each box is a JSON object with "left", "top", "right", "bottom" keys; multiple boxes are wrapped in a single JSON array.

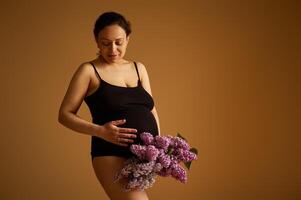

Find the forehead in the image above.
[{"left": 98, "top": 24, "right": 127, "bottom": 41}]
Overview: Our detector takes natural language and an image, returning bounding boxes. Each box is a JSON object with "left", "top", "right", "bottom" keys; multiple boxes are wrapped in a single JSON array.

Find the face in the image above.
[{"left": 96, "top": 24, "right": 130, "bottom": 64}]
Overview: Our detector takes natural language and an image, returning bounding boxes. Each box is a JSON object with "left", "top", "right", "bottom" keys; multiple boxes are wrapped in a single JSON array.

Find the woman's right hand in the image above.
[{"left": 96, "top": 119, "right": 138, "bottom": 147}]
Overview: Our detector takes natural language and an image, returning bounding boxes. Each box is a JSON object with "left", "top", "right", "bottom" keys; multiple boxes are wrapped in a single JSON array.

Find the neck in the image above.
[{"left": 98, "top": 55, "right": 127, "bottom": 66}]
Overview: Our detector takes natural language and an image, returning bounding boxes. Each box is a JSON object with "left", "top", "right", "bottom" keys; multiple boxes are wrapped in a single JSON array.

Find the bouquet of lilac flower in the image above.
[{"left": 114, "top": 132, "right": 198, "bottom": 191}]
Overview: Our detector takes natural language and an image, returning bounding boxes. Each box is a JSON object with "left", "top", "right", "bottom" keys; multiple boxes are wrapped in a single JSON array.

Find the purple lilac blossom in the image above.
[
  {"left": 170, "top": 163, "right": 187, "bottom": 183},
  {"left": 158, "top": 153, "right": 171, "bottom": 168},
  {"left": 157, "top": 167, "right": 172, "bottom": 177},
  {"left": 133, "top": 161, "right": 155, "bottom": 177},
  {"left": 172, "top": 137, "right": 190, "bottom": 150},
  {"left": 153, "top": 163, "right": 163, "bottom": 172},
  {"left": 174, "top": 148, "right": 198, "bottom": 162},
  {"left": 116, "top": 134, "right": 197, "bottom": 191},
  {"left": 140, "top": 132, "right": 154, "bottom": 145},
  {"left": 126, "top": 172, "right": 156, "bottom": 191},
  {"left": 154, "top": 135, "right": 170, "bottom": 151},
  {"left": 166, "top": 135, "right": 175, "bottom": 146},
  {"left": 145, "top": 145, "right": 159, "bottom": 161},
  {"left": 130, "top": 145, "right": 146, "bottom": 160}
]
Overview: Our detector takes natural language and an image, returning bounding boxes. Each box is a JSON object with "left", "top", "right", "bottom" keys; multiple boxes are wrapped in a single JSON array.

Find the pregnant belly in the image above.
[{"left": 114, "top": 107, "right": 159, "bottom": 144}]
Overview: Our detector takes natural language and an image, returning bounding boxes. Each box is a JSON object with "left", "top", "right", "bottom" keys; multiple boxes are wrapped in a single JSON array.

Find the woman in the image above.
[{"left": 58, "top": 11, "right": 160, "bottom": 199}]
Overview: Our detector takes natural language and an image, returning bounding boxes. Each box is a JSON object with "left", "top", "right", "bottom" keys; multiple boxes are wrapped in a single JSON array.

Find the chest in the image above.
[{"left": 100, "top": 65, "right": 139, "bottom": 87}]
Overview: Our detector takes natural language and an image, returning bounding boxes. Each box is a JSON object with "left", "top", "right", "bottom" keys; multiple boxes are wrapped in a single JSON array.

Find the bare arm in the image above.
[
  {"left": 58, "top": 62, "right": 101, "bottom": 137},
  {"left": 137, "top": 62, "right": 161, "bottom": 136}
]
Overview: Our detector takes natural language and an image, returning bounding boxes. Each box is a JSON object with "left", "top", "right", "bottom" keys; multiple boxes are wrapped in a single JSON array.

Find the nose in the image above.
[{"left": 109, "top": 43, "right": 117, "bottom": 52}]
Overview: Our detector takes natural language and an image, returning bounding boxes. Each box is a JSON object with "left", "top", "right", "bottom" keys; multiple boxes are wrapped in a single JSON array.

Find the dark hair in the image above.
[{"left": 93, "top": 11, "right": 131, "bottom": 39}]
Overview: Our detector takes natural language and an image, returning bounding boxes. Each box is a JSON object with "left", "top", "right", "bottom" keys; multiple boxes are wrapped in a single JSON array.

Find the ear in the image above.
[{"left": 126, "top": 36, "right": 130, "bottom": 43}]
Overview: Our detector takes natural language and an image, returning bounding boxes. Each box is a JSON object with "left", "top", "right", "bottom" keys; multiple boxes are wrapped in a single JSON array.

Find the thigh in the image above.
[{"left": 92, "top": 156, "right": 149, "bottom": 200}]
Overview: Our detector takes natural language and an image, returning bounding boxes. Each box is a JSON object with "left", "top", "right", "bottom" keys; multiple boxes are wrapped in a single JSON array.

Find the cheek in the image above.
[
  {"left": 99, "top": 47, "right": 110, "bottom": 53},
  {"left": 119, "top": 44, "right": 128, "bottom": 51}
]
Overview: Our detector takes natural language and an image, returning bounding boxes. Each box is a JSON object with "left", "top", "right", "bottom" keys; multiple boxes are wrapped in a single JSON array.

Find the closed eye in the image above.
[{"left": 101, "top": 41, "right": 123, "bottom": 46}]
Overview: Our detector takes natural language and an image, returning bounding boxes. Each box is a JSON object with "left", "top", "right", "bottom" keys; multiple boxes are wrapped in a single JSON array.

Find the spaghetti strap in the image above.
[
  {"left": 90, "top": 62, "right": 101, "bottom": 81},
  {"left": 134, "top": 61, "right": 141, "bottom": 83}
]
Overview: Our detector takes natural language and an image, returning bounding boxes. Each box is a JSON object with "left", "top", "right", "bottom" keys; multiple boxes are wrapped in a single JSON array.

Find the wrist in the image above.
[{"left": 91, "top": 124, "right": 104, "bottom": 137}]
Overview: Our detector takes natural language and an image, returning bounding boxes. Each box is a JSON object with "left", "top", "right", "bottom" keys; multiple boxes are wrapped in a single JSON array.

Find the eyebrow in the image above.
[{"left": 100, "top": 37, "right": 124, "bottom": 41}]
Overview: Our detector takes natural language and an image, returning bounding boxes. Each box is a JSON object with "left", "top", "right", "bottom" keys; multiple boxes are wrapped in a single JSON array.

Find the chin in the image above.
[{"left": 106, "top": 57, "right": 122, "bottom": 63}]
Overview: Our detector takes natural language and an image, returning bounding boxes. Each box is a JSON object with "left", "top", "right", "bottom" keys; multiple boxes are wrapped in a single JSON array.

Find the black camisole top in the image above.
[{"left": 84, "top": 62, "right": 159, "bottom": 161}]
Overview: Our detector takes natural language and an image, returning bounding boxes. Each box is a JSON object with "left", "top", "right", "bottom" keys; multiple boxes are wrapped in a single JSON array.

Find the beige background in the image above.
[{"left": 0, "top": 0, "right": 300, "bottom": 199}]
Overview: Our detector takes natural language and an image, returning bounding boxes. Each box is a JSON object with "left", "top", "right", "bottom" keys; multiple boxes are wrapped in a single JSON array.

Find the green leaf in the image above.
[
  {"left": 167, "top": 147, "right": 174, "bottom": 155},
  {"left": 190, "top": 147, "right": 198, "bottom": 155},
  {"left": 176, "top": 132, "right": 187, "bottom": 141},
  {"left": 184, "top": 161, "right": 192, "bottom": 170}
]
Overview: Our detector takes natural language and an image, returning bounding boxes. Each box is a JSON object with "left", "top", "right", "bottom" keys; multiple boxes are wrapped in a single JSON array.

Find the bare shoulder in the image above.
[
  {"left": 135, "top": 61, "right": 147, "bottom": 70},
  {"left": 73, "top": 61, "right": 94, "bottom": 78},
  {"left": 134, "top": 61, "right": 149, "bottom": 80}
]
